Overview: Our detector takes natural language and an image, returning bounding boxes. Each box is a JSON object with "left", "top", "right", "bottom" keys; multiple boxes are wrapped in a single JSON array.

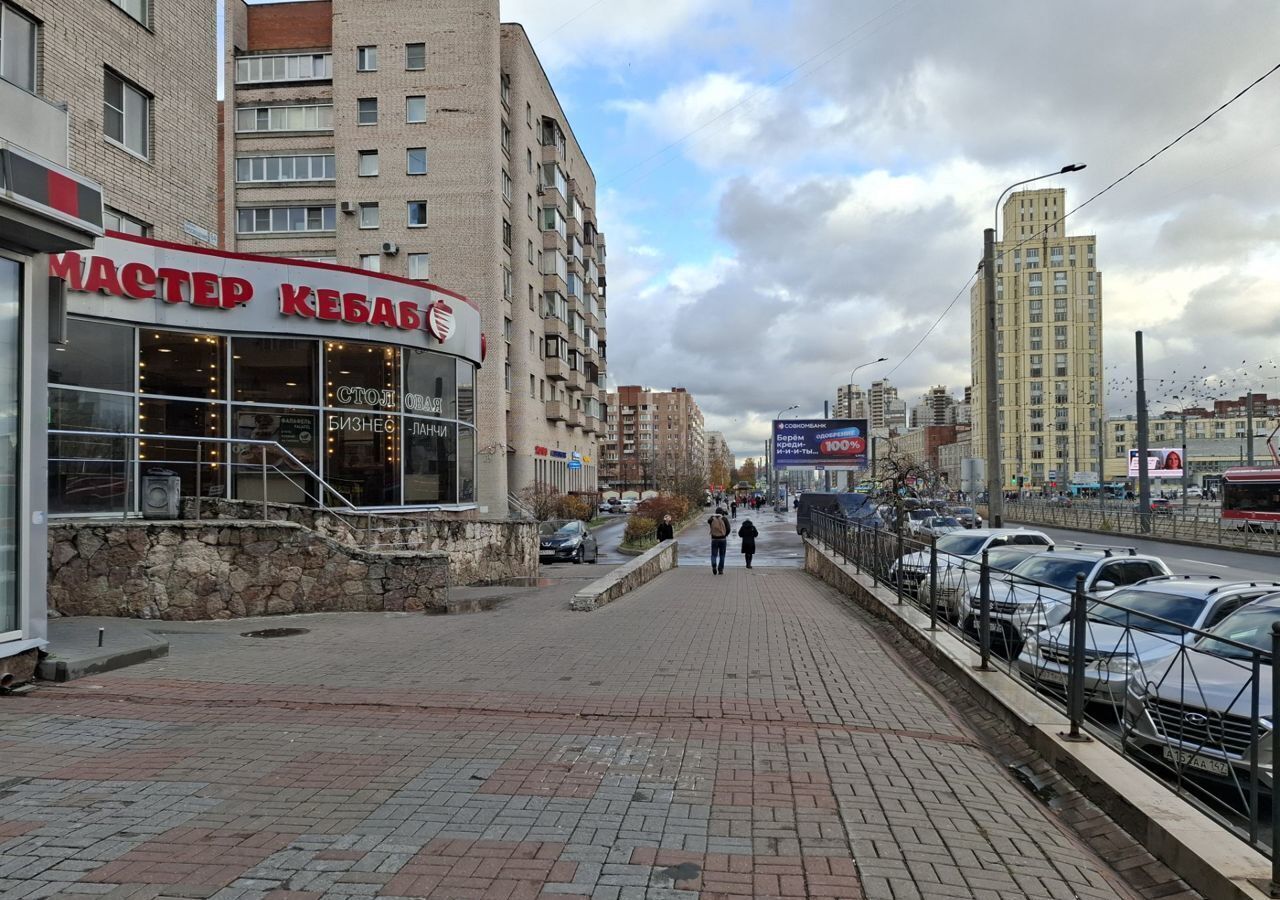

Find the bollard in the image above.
[
  {"left": 928, "top": 541, "right": 938, "bottom": 631},
  {"left": 1271, "top": 622, "right": 1280, "bottom": 895},
  {"left": 97, "top": 627, "right": 104, "bottom": 648},
  {"left": 1062, "top": 573, "right": 1091, "bottom": 742},
  {"left": 895, "top": 529, "right": 904, "bottom": 604},
  {"left": 977, "top": 550, "right": 991, "bottom": 671}
]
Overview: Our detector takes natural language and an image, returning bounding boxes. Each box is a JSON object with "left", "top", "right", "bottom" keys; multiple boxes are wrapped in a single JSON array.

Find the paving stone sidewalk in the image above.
[{"left": 0, "top": 568, "right": 1198, "bottom": 899}]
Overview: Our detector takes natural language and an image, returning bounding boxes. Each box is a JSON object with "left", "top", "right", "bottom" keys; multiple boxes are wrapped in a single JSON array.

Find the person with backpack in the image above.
[
  {"left": 738, "top": 518, "right": 759, "bottom": 569},
  {"left": 708, "top": 507, "right": 731, "bottom": 574}
]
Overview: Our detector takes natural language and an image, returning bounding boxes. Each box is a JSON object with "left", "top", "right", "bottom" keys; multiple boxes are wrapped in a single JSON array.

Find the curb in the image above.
[
  {"left": 37, "top": 634, "right": 169, "bottom": 683},
  {"left": 803, "top": 536, "right": 1272, "bottom": 900}
]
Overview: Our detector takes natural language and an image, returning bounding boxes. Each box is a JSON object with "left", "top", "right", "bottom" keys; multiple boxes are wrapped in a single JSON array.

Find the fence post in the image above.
[
  {"left": 194, "top": 441, "right": 202, "bottom": 522},
  {"left": 261, "top": 446, "right": 269, "bottom": 521},
  {"left": 1249, "top": 653, "right": 1261, "bottom": 845},
  {"left": 122, "top": 436, "right": 131, "bottom": 521},
  {"left": 928, "top": 541, "right": 938, "bottom": 631},
  {"left": 1063, "top": 573, "right": 1090, "bottom": 742},
  {"left": 977, "top": 551, "right": 991, "bottom": 671},
  {"left": 1271, "top": 622, "right": 1280, "bottom": 894},
  {"left": 895, "top": 529, "right": 904, "bottom": 604}
]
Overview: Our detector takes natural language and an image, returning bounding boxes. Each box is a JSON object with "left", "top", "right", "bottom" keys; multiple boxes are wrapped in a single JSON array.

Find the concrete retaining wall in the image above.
[
  {"left": 570, "top": 540, "right": 679, "bottom": 611},
  {"left": 48, "top": 520, "right": 448, "bottom": 620},
  {"left": 803, "top": 537, "right": 1271, "bottom": 900}
]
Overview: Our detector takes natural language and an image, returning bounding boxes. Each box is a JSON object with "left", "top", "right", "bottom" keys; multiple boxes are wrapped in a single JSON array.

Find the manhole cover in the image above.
[{"left": 240, "top": 627, "right": 310, "bottom": 639}]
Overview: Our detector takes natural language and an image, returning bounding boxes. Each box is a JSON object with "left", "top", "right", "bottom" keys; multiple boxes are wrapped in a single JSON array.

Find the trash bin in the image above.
[{"left": 141, "top": 468, "right": 181, "bottom": 519}]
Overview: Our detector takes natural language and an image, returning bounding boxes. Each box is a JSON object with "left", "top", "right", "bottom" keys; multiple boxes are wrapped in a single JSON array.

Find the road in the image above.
[{"left": 1010, "top": 522, "right": 1280, "bottom": 582}]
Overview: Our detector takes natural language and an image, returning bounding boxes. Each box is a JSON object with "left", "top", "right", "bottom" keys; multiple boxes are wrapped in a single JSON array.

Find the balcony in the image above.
[
  {"left": 583, "top": 414, "right": 600, "bottom": 435},
  {"left": 545, "top": 399, "right": 567, "bottom": 422},
  {"left": 543, "top": 315, "right": 568, "bottom": 340},
  {"left": 545, "top": 357, "right": 568, "bottom": 381},
  {"left": 543, "top": 271, "right": 567, "bottom": 293},
  {"left": 565, "top": 368, "right": 585, "bottom": 393},
  {"left": 565, "top": 406, "right": 583, "bottom": 428}
]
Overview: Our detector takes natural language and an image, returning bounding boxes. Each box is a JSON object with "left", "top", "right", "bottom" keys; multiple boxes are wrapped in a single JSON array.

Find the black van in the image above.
[{"left": 796, "top": 492, "right": 883, "bottom": 536}]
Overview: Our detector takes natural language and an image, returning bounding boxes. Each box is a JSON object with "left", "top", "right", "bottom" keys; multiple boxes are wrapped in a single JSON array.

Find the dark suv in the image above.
[{"left": 796, "top": 492, "right": 882, "bottom": 536}]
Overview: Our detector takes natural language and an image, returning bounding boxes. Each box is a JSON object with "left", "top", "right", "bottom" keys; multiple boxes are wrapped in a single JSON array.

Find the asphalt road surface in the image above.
[{"left": 1014, "top": 522, "right": 1280, "bottom": 582}]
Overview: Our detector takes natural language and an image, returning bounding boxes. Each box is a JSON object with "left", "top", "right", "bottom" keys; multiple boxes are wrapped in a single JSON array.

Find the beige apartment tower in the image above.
[
  {"left": 602, "top": 387, "right": 705, "bottom": 494},
  {"left": 971, "top": 188, "right": 1102, "bottom": 487},
  {"left": 223, "top": 1, "right": 606, "bottom": 513}
]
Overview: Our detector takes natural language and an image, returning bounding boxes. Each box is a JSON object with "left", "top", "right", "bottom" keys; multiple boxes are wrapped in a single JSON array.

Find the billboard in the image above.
[
  {"left": 772, "top": 419, "right": 868, "bottom": 469},
  {"left": 1128, "top": 448, "right": 1184, "bottom": 479}
]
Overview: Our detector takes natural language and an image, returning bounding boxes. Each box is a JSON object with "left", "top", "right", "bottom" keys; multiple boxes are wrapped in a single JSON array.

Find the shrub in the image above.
[
  {"left": 554, "top": 494, "right": 594, "bottom": 522},
  {"left": 625, "top": 515, "right": 657, "bottom": 545},
  {"left": 635, "top": 494, "right": 690, "bottom": 524}
]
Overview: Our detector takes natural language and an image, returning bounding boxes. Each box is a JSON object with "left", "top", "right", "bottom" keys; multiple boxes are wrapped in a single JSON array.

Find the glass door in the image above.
[{"left": 0, "top": 257, "right": 21, "bottom": 641}]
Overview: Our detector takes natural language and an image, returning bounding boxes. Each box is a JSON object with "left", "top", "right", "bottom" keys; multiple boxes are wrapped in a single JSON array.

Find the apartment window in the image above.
[
  {"left": 1069, "top": 246, "right": 1077, "bottom": 267},
  {"left": 1054, "top": 325, "right": 1068, "bottom": 349},
  {"left": 356, "top": 46, "right": 377, "bottom": 72},
  {"left": 530, "top": 373, "right": 536, "bottom": 398},
  {"left": 235, "top": 104, "right": 333, "bottom": 132},
  {"left": 500, "top": 73, "right": 510, "bottom": 106},
  {"left": 526, "top": 238, "right": 533, "bottom": 262},
  {"left": 236, "top": 154, "right": 335, "bottom": 182},
  {"left": 357, "top": 150, "right": 378, "bottom": 177},
  {"left": 104, "top": 69, "right": 150, "bottom": 158},
  {"left": 358, "top": 202, "right": 379, "bottom": 229},
  {"left": 1054, "top": 297, "right": 1068, "bottom": 321},
  {"left": 103, "top": 206, "right": 150, "bottom": 236},
  {"left": 528, "top": 285, "right": 534, "bottom": 310},
  {"left": 405, "top": 42, "right": 425, "bottom": 70},
  {"left": 501, "top": 121, "right": 511, "bottom": 155},
  {"left": 504, "top": 362, "right": 511, "bottom": 392},
  {"left": 1, "top": 2, "right": 37, "bottom": 91},
  {"left": 236, "top": 205, "right": 336, "bottom": 234},
  {"left": 406, "top": 147, "right": 427, "bottom": 175},
  {"left": 500, "top": 219, "right": 511, "bottom": 250},
  {"left": 1025, "top": 248, "right": 1039, "bottom": 269},
  {"left": 108, "top": 0, "right": 147, "bottom": 25},
  {"left": 528, "top": 330, "right": 535, "bottom": 353},
  {"left": 502, "top": 267, "right": 513, "bottom": 301},
  {"left": 526, "top": 195, "right": 533, "bottom": 219},
  {"left": 1054, "top": 353, "right": 1068, "bottom": 377},
  {"left": 503, "top": 317, "right": 512, "bottom": 342},
  {"left": 401, "top": 97, "right": 427, "bottom": 126},
  {"left": 359, "top": 254, "right": 380, "bottom": 272},
  {"left": 525, "top": 101, "right": 532, "bottom": 127},
  {"left": 1029, "top": 354, "right": 1043, "bottom": 378},
  {"left": 501, "top": 169, "right": 512, "bottom": 201},
  {"left": 357, "top": 97, "right": 378, "bottom": 125},
  {"left": 526, "top": 148, "right": 532, "bottom": 174},
  {"left": 1027, "top": 273, "right": 1043, "bottom": 296},
  {"left": 236, "top": 52, "right": 332, "bottom": 84},
  {"left": 1087, "top": 271, "right": 1097, "bottom": 295},
  {"left": 408, "top": 253, "right": 429, "bottom": 280},
  {"left": 1029, "top": 299, "right": 1043, "bottom": 323},
  {"left": 406, "top": 201, "right": 428, "bottom": 227},
  {"left": 1029, "top": 326, "right": 1042, "bottom": 351},
  {"left": 1053, "top": 270, "right": 1068, "bottom": 294},
  {"left": 1049, "top": 246, "right": 1063, "bottom": 266}
]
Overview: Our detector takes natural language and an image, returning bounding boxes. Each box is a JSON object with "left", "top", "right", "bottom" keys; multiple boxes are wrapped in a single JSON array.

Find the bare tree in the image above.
[{"left": 875, "top": 445, "right": 942, "bottom": 533}]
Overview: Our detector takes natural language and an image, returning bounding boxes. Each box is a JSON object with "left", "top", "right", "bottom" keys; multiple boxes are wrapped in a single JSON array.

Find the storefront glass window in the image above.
[
  {"left": 232, "top": 406, "right": 318, "bottom": 504},
  {"left": 232, "top": 337, "right": 317, "bottom": 404},
  {"left": 325, "top": 412, "right": 401, "bottom": 506},
  {"left": 139, "top": 398, "right": 225, "bottom": 502},
  {"left": 325, "top": 342, "right": 399, "bottom": 411},
  {"left": 405, "top": 349, "right": 455, "bottom": 420},
  {"left": 140, "top": 331, "right": 224, "bottom": 400},
  {"left": 49, "top": 319, "right": 134, "bottom": 392},
  {"left": 458, "top": 426, "right": 475, "bottom": 503},
  {"left": 49, "top": 387, "right": 133, "bottom": 514},
  {"left": 0, "top": 258, "right": 19, "bottom": 635},
  {"left": 404, "top": 418, "right": 455, "bottom": 504},
  {"left": 456, "top": 360, "right": 474, "bottom": 424}
]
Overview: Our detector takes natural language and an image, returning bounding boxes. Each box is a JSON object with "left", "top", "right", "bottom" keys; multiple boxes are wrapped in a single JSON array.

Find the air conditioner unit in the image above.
[
  {"left": 382, "top": 241, "right": 399, "bottom": 255},
  {"left": 340, "top": 201, "right": 356, "bottom": 213}
]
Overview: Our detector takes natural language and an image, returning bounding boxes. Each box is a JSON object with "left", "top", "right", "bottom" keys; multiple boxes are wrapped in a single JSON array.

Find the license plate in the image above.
[
  {"left": 1033, "top": 667, "right": 1066, "bottom": 685},
  {"left": 1162, "top": 747, "right": 1231, "bottom": 777}
]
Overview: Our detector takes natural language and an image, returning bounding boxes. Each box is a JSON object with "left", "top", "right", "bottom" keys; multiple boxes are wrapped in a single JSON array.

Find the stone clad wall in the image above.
[
  {"left": 48, "top": 521, "right": 447, "bottom": 620},
  {"left": 183, "top": 501, "right": 539, "bottom": 586}
]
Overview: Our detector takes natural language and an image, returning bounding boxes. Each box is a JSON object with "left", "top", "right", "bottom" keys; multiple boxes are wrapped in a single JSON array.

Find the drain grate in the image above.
[{"left": 240, "top": 627, "right": 310, "bottom": 639}]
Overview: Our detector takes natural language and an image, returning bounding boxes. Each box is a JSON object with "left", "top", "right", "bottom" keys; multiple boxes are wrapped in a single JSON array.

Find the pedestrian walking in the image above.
[
  {"left": 730, "top": 500, "right": 738, "bottom": 519},
  {"left": 656, "top": 514, "right": 674, "bottom": 542},
  {"left": 738, "top": 519, "right": 758, "bottom": 569},
  {"left": 708, "top": 507, "right": 731, "bottom": 574}
]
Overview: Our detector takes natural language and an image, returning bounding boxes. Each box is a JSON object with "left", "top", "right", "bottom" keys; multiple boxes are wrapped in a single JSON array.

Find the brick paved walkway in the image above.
[{"left": 0, "top": 568, "right": 1193, "bottom": 899}]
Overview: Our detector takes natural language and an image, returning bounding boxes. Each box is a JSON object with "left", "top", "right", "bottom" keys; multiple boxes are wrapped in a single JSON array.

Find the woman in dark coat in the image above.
[{"left": 738, "top": 519, "right": 759, "bottom": 569}]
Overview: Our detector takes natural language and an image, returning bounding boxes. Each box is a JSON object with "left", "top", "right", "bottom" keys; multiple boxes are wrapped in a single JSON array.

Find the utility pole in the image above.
[
  {"left": 1096, "top": 412, "right": 1106, "bottom": 507},
  {"left": 1247, "top": 390, "right": 1255, "bottom": 465},
  {"left": 824, "top": 400, "right": 831, "bottom": 491},
  {"left": 982, "top": 226, "right": 1004, "bottom": 527},
  {"left": 1136, "top": 331, "right": 1151, "bottom": 533},
  {"left": 1180, "top": 409, "right": 1188, "bottom": 512}
]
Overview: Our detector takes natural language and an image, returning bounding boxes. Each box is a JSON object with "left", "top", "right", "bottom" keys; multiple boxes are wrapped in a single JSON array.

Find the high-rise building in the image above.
[
  {"left": 704, "top": 431, "right": 734, "bottom": 484},
  {"left": 602, "top": 387, "right": 705, "bottom": 493},
  {"left": 834, "top": 379, "right": 902, "bottom": 430},
  {"left": 223, "top": 1, "right": 606, "bottom": 511},
  {"left": 911, "top": 386, "right": 958, "bottom": 428},
  {"left": 835, "top": 384, "right": 868, "bottom": 420},
  {"left": 971, "top": 188, "right": 1102, "bottom": 487}
]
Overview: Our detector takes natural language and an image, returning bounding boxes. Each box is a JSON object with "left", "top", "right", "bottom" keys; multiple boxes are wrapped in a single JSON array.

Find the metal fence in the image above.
[
  {"left": 809, "top": 510, "right": 1280, "bottom": 866},
  {"left": 1005, "top": 497, "right": 1280, "bottom": 553}
]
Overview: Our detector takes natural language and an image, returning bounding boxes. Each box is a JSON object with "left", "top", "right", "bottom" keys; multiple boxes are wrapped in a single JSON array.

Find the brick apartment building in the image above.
[
  {"left": 886, "top": 424, "right": 959, "bottom": 473},
  {"left": 602, "top": 387, "right": 706, "bottom": 494},
  {"left": 223, "top": 0, "right": 606, "bottom": 512}
]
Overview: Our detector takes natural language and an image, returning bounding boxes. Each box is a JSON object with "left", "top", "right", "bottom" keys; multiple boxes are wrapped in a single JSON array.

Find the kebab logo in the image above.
[{"left": 425, "top": 300, "right": 455, "bottom": 343}]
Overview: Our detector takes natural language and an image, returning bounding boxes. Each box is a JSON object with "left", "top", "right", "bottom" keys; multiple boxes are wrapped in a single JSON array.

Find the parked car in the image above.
[
  {"left": 538, "top": 519, "right": 599, "bottom": 564},
  {"left": 904, "top": 508, "right": 936, "bottom": 536},
  {"left": 951, "top": 506, "right": 983, "bottom": 529},
  {"left": 916, "top": 543, "right": 1044, "bottom": 623},
  {"left": 962, "top": 547, "right": 1172, "bottom": 651},
  {"left": 890, "top": 528, "right": 1054, "bottom": 593},
  {"left": 619, "top": 498, "right": 638, "bottom": 513},
  {"left": 795, "top": 492, "right": 884, "bottom": 536},
  {"left": 1123, "top": 592, "right": 1280, "bottom": 792},
  {"left": 1185, "top": 486, "right": 1204, "bottom": 499},
  {"left": 919, "top": 516, "right": 963, "bottom": 539},
  {"left": 1148, "top": 498, "right": 1173, "bottom": 516},
  {"left": 1019, "top": 578, "right": 1280, "bottom": 702}
]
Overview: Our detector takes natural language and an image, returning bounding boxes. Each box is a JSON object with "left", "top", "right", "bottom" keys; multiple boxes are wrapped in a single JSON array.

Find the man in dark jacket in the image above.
[
  {"left": 656, "top": 514, "right": 675, "bottom": 541},
  {"left": 708, "top": 508, "right": 731, "bottom": 574},
  {"left": 738, "top": 519, "right": 759, "bottom": 569}
]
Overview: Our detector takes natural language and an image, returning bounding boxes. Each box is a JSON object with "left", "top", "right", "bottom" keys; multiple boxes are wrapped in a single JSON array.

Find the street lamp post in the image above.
[
  {"left": 842, "top": 357, "right": 887, "bottom": 491},
  {"left": 983, "top": 163, "right": 1086, "bottom": 527},
  {"left": 775, "top": 404, "right": 798, "bottom": 508}
]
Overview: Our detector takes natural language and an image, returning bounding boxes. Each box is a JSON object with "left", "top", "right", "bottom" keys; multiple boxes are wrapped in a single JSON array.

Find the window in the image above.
[
  {"left": 1087, "top": 271, "right": 1097, "bottom": 295},
  {"left": 1030, "top": 354, "right": 1043, "bottom": 378},
  {"left": 358, "top": 202, "right": 379, "bottom": 229},
  {"left": 526, "top": 148, "right": 532, "bottom": 174},
  {"left": 530, "top": 373, "right": 536, "bottom": 398},
  {"left": 104, "top": 69, "right": 150, "bottom": 158},
  {"left": 526, "top": 101, "right": 532, "bottom": 127},
  {"left": 1053, "top": 271, "right": 1068, "bottom": 294},
  {"left": 501, "top": 220, "right": 512, "bottom": 250},
  {"left": 500, "top": 72, "right": 510, "bottom": 106},
  {"left": 357, "top": 46, "right": 377, "bottom": 72},
  {"left": 108, "top": 0, "right": 147, "bottom": 25},
  {"left": 357, "top": 97, "right": 378, "bottom": 125},
  {"left": 103, "top": 206, "right": 150, "bottom": 236},
  {"left": 359, "top": 254, "right": 380, "bottom": 272},
  {"left": 1054, "top": 325, "right": 1068, "bottom": 349},
  {"left": 1029, "top": 299, "right": 1043, "bottom": 323},
  {"left": 235, "top": 205, "right": 335, "bottom": 234},
  {"left": 526, "top": 238, "right": 533, "bottom": 263},
  {"left": 1054, "top": 353, "right": 1068, "bottom": 377},
  {"left": 235, "top": 52, "right": 332, "bottom": 84},
  {"left": 504, "top": 362, "right": 511, "bottom": 391},
  {"left": 407, "top": 201, "right": 428, "bottom": 227},
  {"left": 357, "top": 150, "right": 378, "bottom": 177},
  {"left": 501, "top": 169, "right": 512, "bottom": 201},
  {"left": 502, "top": 267, "right": 513, "bottom": 300},
  {"left": 1054, "top": 297, "right": 1068, "bottom": 321},
  {"left": 407, "top": 147, "right": 427, "bottom": 175},
  {"left": 1029, "top": 326, "right": 1042, "bottom": 351},
  {"left": 236, "top": 154, "right": 335, "bottom": 182},
  {"left": 1028, "top": 273, "right": 1043, "bottom": 296},
  {"left": 503, "top": 317, "right": 512, "bottom": 342},
  {"left": 406, "top": 95, "right": 426, "bottom": 123},
  {"left": 406, "top": 42, "right": 425, "bottom": 70},
  {"left": 408, "top": 253, "right": 430, "bottom": 280},
  {"left": 1, "top": 2, "right": 36, "bottom": 91},
  {"left": 235, "top": 104, "right": 332, "bottom": 132},
  {"left": 1025, "top": 248, "right": 1039, "bottom": 269},
  {"left": 527, "top": 194, "right": 533, "bottom": 219}
]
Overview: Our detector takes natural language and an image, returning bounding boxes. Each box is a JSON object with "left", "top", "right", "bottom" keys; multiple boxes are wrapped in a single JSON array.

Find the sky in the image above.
[{"left": 236, "top": 1, "right": 1280, "bottom": 463}]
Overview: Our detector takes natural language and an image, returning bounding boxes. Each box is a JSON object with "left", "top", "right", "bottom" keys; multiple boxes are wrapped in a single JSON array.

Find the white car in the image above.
[
  {"left": 890, "top": 528, "right": 1054, "bottom": 594},
  {"left": 1185, "top": 486, "right": 1204, "bottom": 498}
]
